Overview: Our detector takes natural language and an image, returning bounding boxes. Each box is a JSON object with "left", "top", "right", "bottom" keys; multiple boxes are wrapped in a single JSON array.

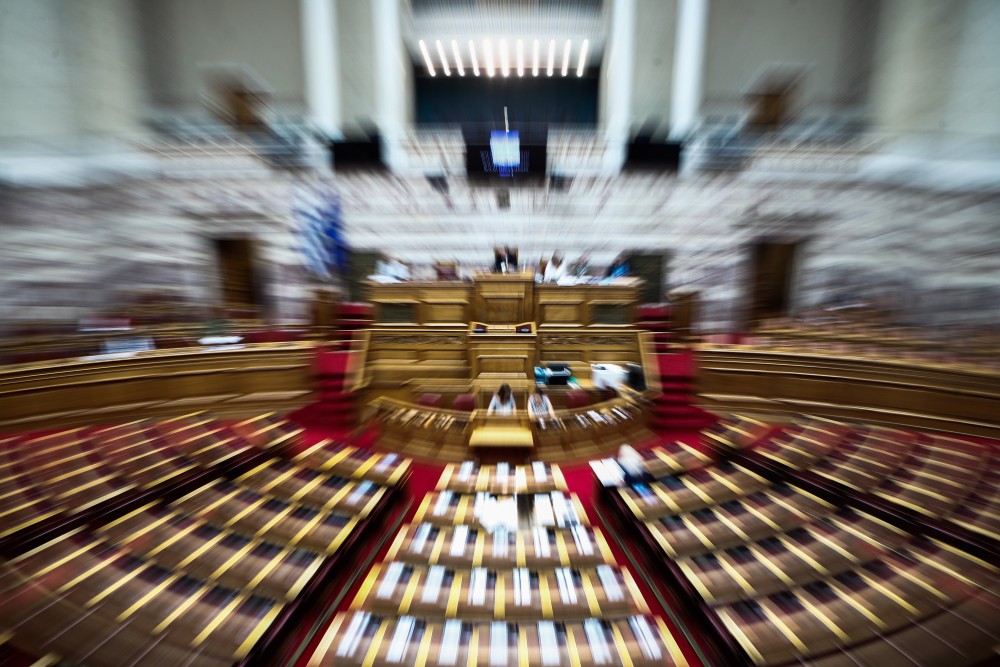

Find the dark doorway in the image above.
[
  {"left": 748, "top": 241, "right": 798, "bottom": 325},
  {"left": 212, "top": 237, "right": 262, "bottom": 309}
]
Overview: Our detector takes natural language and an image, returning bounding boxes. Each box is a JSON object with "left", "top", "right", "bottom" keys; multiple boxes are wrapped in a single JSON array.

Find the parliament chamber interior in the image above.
[{"left": 1, "top": 0, "right": 999, "bottom": 665}]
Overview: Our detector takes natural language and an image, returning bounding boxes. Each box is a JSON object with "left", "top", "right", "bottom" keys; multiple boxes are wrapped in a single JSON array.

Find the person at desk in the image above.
[
  {"left": 487, "top": 383, "right": 517, "bottom": 416},
  {"left": 605, "top": 252, "right": 631, "bottom": 279},
  {"left": 527, "top": 387, "right": 556, "bottom": 421},
  {"left": 568, "top": 255, "right": 591, "bottom": 277},
  {"left": 374, "top": 254, "right": 410, "bottom": 281},
  {"left": 493, "top": 246, "right": 518, "bottom": 273},
  {"left": 543, "top": 254, "right": 567, "bottom": 283}
]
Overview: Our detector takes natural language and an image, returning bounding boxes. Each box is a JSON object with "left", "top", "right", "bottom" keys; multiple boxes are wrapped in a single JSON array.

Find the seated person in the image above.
[
  {"left": 487, "top": 383, "right": 517, "bottom": 416},
  {"left": 617, "top": 444, "right": 649, "bottom": 485},
  {"left": 493, "top": 246, "right": 519, "bottom": 273},
  {"left": 543, "top": 254, "right": 567, "bottom": 283},
  {"left": 605, "top": 252, "right": 631, "bottom": 278},
  {"left": 374, "top": 253, "right": 410, "bottom": 281},
  {"left": 527, "top": 387, "right": 556, "bottom": 421},
  {"left": 568, "top": 255, "right": 591, "bottom": 277}
]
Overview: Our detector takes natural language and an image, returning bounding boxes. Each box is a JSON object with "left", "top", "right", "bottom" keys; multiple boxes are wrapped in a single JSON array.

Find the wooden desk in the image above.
[
  {"left": 0, "top": 343, "right": 314, "bottom": 432},
  {"left": 695, "top": 346, "right": 1000, "bottom": 438},
  {"left": 365, "top": 275, "right": 642, "bottom": 327},
  {"left": 366, "top": 395, "right": 652, "bottom": 462},
  {"left": 469, "top": 424, "right": 535, "bottom": 448}
]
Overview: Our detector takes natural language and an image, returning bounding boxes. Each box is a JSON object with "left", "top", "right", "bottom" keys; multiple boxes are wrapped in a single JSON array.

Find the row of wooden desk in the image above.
[
  {"left": 365, "top": 394, "right": 654, "bottom": 463},
  {"left": 365, "top": 274, "right": 642, "bottom": 328}
]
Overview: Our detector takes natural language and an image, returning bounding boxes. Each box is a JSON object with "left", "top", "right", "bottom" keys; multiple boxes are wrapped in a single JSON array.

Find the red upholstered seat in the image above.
[
  {"left": 566, "top": 390, "right": 590, "bottom": 409},
  {"left": 337, "top": 302, "right": 374, "bottom": 319},
  {"left": 636, "top": 304, "right": 671, "bottom": 320},
  {"left": 452, "top": 394, "right": 476, "bottom": 411},
  {"left": 416, "top": 393, "right": 443, "bottom": 408}
]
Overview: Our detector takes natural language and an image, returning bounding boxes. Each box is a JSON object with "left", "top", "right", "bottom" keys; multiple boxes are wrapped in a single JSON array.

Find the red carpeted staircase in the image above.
[{"left": 648, "top": 349, "right": 716, "bottom": 432}]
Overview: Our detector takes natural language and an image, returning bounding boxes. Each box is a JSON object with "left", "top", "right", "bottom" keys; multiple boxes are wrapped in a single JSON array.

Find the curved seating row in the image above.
[
  {"left": 0, "top": 413, "right": 411, "bottom": 667},
  {"left": 604, "top": 413, "right": 1000, "bottom": 666}
]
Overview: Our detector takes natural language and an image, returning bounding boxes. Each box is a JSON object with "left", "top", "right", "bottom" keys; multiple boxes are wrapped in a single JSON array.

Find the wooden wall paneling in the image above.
[
  {"left": 697, "top": 349, "right": 1000, "bottom": 438},
  {"left": 0, "top": 346, "right": 313, "bottom": 432}
]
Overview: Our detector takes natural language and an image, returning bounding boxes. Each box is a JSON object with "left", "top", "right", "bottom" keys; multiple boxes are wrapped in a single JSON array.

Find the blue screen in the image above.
[{"left": 490, "top": 131, "right": 520, "bottom": 168}]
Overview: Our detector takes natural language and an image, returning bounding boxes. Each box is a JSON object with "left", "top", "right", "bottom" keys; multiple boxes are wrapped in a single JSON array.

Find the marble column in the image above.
[
  {"left": 669, "top": 0, "right": 709, "bottom": 140},
  {"left": 301, "top": 0, "right": 342, "bottom": 137},
  {"left": 602, "top": 0, "right": 636, "bottom": 171}
]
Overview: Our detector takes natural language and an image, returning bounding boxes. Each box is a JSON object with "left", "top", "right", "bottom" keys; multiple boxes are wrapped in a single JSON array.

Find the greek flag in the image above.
[{"left": 293, "top": 183, "right": 348, "bottom": 280}]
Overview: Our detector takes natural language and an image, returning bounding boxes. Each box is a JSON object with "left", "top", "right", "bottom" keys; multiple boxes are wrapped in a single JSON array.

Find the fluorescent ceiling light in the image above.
[
  {"left": 469, "top": 40, "right": 480, "bottom": 76},
  {"left": 577, "top": 39, "right": 589, "bottom": 77},
  {"left": 436, "top": 40, "right": 450, "bottom": 76},
  {"left": 532, "top": 40, "right": 539, "bottom": 76},
  {"left": 484, "top": 39, "right": 494, "bottom": 77},
  {"left": 562, "top": 39, "right": 571, "bottom": 76},
  {"left": 547, "top": 40, "right": 555, "bottom": 76},
  {"left": 419, "top": 40, "right": 435, "bottom": 76},
  {"left": 452, "top": 40, "right": 465, "bottom": 76},
  {"left": 500, "top": 39, "right": 509, "bottom": 77},
  {"left": 516, "top": 39, "right": 524, "bottom": 77}
]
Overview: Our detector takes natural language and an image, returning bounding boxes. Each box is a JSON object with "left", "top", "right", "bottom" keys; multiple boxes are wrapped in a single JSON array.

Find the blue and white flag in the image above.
[{"left": 293, "top": 183, "right": 348, "bottom": 280}]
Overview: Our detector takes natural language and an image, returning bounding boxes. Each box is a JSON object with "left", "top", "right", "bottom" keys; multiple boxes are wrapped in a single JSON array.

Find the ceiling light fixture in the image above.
[
  {"left": 484, "top": 39, "right": 495, "bottom": 77},
  {"left": 468, "top": 40, "right": 480, "bottom": 76},
  {"left": 547, "top": 40, "right": 555, "bottom": 76},
  {"left": 436, "top": 40, "right": 450, "bottom": 76},
  {"left": 500, "top": 39, "right": 509, "bottom": 77},
  {"left": 562, "top": 39, "right": 571, "bottom": 76},
  {"left": 516, "top": 39, "right": 524, "bottom": 77},
  {"left": 577, "top": 39, "right": 589, "bottom": 77},
  {"left": 419, "top": 40, "right": 435, "bottom": 76},
  {"left": 532, "top": 39, "right": 539, "bottom": 76},
  {"left": 452, "top": 40, "right": 465, "bottom": 76}
]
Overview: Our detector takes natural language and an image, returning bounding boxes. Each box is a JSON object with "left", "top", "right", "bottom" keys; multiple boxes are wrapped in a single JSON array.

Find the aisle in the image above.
[{"left": 296, "top": 458, "right": 700, "bottom": 666}]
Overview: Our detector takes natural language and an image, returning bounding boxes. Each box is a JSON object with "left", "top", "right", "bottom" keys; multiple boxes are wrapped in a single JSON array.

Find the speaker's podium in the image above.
[{"left": 468, "top": 414, "right": 535, "bottom": 463}]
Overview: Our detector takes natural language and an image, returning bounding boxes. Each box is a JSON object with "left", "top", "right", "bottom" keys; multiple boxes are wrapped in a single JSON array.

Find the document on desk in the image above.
[
  {"left": 434, "top": 490, "right": 454, "bottom": 516},
  {"left": 496, "top": 462, "right": 510, "bottom": 486},
  {"left": 490, "top": 621, "right": 509, "bottom": 666},
  {"left": 377, "top": 561, "right": 404, "bottom": 599},
  {"left": 571, "top": 524, "right": 594, "bottom": 555},
  {"left": 534, "top": 494, "right": 554, "bottom": 526},
  {"left": 584, "top": 619, "right": 613, "bottom": 665},
  {"left": 532, "top": 461, "right": 548, "bottom": 482},
  {"left": 469, "top": 567, "right": 488, "bottom": 606},
  {"left": 375, "top": 452, "right": 399, "bottom": 473},
  {"left": 515, "top": 467, "right": 527, "bottom": 489},
  {"left": 629, "top": 616, "right": 663, "bottom": 660},
  {"left": 533, "top": 526, "right": 551, "bottom": 558},
  {"left": 347, "top": 480, "right": 373, "bottom": 506},
  {"left": 597, "top": 565, "right": 624, "bottom": 602},
  {"left": 538, "top": 621, "right": 561, "bottom": 666},
  {"left": 493, "top": 527, "right": 509, "bottom": 558},
  {"left": 386, "top": 616, "right": 415, "bottom": 663},
  {"left": 451, "top": 525, "right": 469, "bottom": 557},
  {"left": 551, "top": 492, "right": 573, "bottom": 527},
  {"left": 440, "top": 619, "right": 462, "bottom": 665},
  {"left": 336, "top": 611, "right": 370, "bottom": 658},
  {"left": 555, "top": 567, "right": 578, "bottom": 604},
  {"left": 422, "top": 565, "right": 445, "bottom": 604},
  {"left": 459, "top": 461, "right": 475, "bottom": 482},
  {"left": 514, "top": 567, "right": 531, "bottom": 606},
  {"left": 411, "top": 524, "right": 432, "bottom": 553}
]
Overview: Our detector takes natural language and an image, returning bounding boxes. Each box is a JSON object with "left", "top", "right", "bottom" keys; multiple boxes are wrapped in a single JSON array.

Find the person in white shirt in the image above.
[
  {"left": 487, "top": 384, "right": 517, "bottom": 416},
  {"left": 543, "top": 254, "right": 567, "bottom": 283},
  {"left": 527, "top": 387, "right": 556, "bottom": 421},
  {"left": 617, "top": 444, "right": 648, "bottom": 485}
]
